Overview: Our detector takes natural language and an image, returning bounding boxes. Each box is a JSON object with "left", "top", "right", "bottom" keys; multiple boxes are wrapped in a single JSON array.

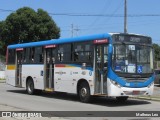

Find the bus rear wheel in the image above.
[
  {"left": 78, "top": 82, "right": 91, "bottom": 103},
  {"left": 26, "top": 78, "right": 35, "bottom": 95}
]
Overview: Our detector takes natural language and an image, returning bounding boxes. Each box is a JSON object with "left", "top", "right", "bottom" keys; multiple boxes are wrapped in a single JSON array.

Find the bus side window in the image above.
[
  {"left": 34, "top": 47, "right": 43, "bottom": 64},
  {"left": 57, "top": 44, "right": 71, "bottom": 62},
  {"left": 23, "top": 48, "right": 30, "bottom": 64},
  {"left": 28, "top": 47, "right": 35, "bottom": 63},
  {"left": 39, "top": 48, "right": 44, "bottom": 63},
  {"left": 85, "top": 44, "right": 92, "bottom": 61},
  {"left": 74, "top": 50, "right": 79, "bottom": 61},
  {"left": 73, "top": 42, "right": 92, "bottom": 62},
  {"left": 8, "top": 49, "right": 16, "bottom": 64},
  {"left": 31, "top": 48, "right": 35, "bottom": 62},
  {"left": 23, "top": 48, "right": 27, "bottom": 63},
  {"left": 58, "top": 47, "right": 63, "bottom": 62}
]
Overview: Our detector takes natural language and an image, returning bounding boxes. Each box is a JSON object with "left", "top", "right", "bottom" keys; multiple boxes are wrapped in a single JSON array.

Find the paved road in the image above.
[{"left": 0, "top": 83, "right": 160, "bottom": 120}]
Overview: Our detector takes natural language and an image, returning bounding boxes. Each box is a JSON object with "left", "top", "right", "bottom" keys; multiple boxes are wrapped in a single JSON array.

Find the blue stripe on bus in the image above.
[
  {"left": 129, "top": 76, "right": 154, "bottom": 88},
  {"left": 22, "top": 64, "right": 43, "bottom": 65},
  {"left": 8, "top": 33, "right": 112, "bottom": 49},
  {"left": 108, "top": 68, "right": 155, "bottom": 88}
]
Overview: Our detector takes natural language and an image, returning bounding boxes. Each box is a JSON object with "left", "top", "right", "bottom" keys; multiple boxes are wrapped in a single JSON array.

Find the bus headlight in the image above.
[
  {"left": 147, "top": 82, "right": 154, "bottom": 88},
  {"left": 110, "top": 80, "right": 121, "bottom": 88}
]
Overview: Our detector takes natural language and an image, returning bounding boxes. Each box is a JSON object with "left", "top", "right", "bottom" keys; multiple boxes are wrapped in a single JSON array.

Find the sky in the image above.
[{"left": 0, "top": 0, "right": 160, "bottom": 44}]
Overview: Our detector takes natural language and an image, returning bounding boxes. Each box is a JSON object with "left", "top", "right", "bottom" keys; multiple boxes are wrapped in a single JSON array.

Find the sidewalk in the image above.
[
  {"left": 0, "top": 104, "right": 25, "bottom": 111},
  {"left": 0, "top": 80, "right": 5, "bottom": 83},
  {"left": 0, "top": 104, "right": 68, "bottom": 120},
  {"left": 0, "top": 80, "right": 68, "bottom": 120},
  {"left": 133, "top": 86, "right": 160, "bottom": 101}
]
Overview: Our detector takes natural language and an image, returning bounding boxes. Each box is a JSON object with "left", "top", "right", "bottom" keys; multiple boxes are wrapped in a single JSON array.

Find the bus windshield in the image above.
[{"left": 112, "top": 44, "right": 153, "bottom": 74}]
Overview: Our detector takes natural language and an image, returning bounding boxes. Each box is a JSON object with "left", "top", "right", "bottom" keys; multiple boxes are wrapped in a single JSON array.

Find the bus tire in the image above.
[
  {"left": 78, "top": 82, "right": 91, "bottom": 103},
  {"left": 116, "top": 96, "right": 128, "bottom": 102},
  {"left": 26, "top": 78, "right": 35, "bottom": 95}
]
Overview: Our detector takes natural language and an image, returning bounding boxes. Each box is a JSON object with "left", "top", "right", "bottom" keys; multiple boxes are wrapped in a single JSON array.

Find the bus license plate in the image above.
[{"left": 133, "top": 91, "right": 140, "bottom": 95}]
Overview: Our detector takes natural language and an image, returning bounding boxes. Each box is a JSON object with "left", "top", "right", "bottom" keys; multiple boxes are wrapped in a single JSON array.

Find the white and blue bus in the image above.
[{"left": 6, "top": 33, "right": 154, "bottom": 102}]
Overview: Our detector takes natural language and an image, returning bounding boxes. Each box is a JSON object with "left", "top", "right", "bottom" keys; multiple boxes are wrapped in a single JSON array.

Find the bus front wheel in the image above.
[
  {"left": 26, "top": 78, "right": 35, "bottom": 95},
  {"left": 78, "top": 82, "right": 91, "bottom": 103}
]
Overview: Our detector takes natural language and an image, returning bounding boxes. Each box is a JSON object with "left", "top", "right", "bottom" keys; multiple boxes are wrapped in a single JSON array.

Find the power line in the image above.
[
  {"left": 88, "top": 0, "right": 112, "bottom": 28},
  {"left": 0, "top": 9, "right": 15, "bottom": 12},
  {"left": 101, "top": 0, "right": 123, "bottom": 28},
  {"left": 61, "top": 18, "right": 160, "bottom": 32},
  {"left": 71, "top": 24, "right": 80, "bottom": 37},
  {"left": 0, "top": 8, "right": 160, "bottom": 17},
  {"left": 124, "top": 0, "right": 127, "bottom": 33}
]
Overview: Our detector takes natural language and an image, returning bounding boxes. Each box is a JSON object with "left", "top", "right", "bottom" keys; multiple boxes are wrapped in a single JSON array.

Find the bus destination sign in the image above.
[{"left": 114, "top": 35, "right": 152, "bottom": 44}]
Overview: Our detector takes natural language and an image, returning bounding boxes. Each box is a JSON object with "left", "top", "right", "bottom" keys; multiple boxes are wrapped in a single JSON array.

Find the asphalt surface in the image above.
[
  {"left": 1, "top": 80, "right": 160, "bottom": 101},
  {"left": 0, "top": 79, "right": 160, "bottom": 101},
  {"left": 133, "top": 85, "right": 160, "bottom": 101},
  {"left": 0, "top": 80, "right": 160, "bottom": 120},
  {"left": 0, "top": 80, "right": 68, "bottom": 120}
]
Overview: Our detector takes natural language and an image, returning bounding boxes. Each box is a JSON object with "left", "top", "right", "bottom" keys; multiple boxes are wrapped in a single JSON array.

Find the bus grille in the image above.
[{"left": 120, "top": 77, "right": 148, "bottom": 82}]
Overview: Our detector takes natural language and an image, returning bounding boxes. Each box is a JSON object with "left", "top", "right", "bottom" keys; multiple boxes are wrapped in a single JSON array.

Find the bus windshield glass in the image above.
[{"left": 113, "top": 44, "right": 153, "bottom": 74}]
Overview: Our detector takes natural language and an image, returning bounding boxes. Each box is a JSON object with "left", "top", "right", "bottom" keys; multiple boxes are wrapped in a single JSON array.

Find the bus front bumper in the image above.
[{"left": 107, "top": 79, "right": 154, "bottom": 97}]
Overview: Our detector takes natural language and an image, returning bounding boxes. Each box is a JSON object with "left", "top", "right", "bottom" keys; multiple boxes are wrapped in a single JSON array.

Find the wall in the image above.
[{"left": 0, "top": 71, "right": 5, "bottom": 79}]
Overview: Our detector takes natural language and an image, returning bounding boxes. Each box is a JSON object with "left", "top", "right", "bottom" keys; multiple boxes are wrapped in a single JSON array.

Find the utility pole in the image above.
[
  {"left": 71, "top": 24, "right": 74, "bottom": 37},
  {"left": 74, "top": 26, "right": 80, "bottom": 36},
  {"left": 124, "top": 0, "right": 127, "bottom": 33},
  {"left": 71, "top": 24, "right": 79, "bottom": 37}
]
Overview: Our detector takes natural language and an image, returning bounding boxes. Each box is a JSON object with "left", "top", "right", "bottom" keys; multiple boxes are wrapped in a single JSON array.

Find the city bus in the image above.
[{"left": 5, "top": 33, "right": 154, "bottom": 102}]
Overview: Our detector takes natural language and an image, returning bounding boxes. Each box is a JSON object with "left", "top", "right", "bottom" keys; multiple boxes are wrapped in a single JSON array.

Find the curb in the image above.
[
  {"left": 131, "top": 96, "right": 160, "bottom": 102},
  {"left": 0, "top": 80, "right": 6, "bottom": 83}
]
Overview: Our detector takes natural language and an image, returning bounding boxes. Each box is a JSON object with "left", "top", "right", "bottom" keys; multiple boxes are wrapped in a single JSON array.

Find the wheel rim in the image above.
[
  {"left": 28, "top": 82, "right": 33, "bottom": 93},
  {"left": 80, "top": 88, "right": 87, "bottom": 97}
]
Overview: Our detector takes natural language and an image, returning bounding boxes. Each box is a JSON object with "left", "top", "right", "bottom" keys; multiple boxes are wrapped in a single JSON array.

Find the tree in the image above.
[
  {"left": 153, "top": 43, "right": 160, "bottom": 61},
  {"left": 2, "top": 7, "right": 60, "bottom": 45},
  {"left": 0, "top": 21, "right": 9, "bottom": 55},
  {"left": 36, "top": 9, "right": 60, "bottom": 40}
]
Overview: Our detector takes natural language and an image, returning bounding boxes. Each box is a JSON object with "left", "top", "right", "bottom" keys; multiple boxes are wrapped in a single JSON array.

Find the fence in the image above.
[{"left": 0, "top": 59, "right": 5, "bottom": 79}]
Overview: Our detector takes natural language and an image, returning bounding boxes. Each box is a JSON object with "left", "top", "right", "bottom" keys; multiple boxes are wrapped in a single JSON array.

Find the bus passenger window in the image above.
[
  {"left": 31, "top": 48, "right": 35, "bottom": 62},
  {"left": 73, "top": 42, "right": 92, "bottom": 62},
  {"left": 52, "top": 57, "right": 55, "bottom": 63},
  {"left": 29, "top": 48, "right": 35, "bottom": 63},
  {"left": 74, "top": 49, "right": 79, "bottom": 61},
  {"left": 57, "top": 44, "right": 71, "bottom": 62},
  {"left": 36, "top": 47, "right": 43, "bottom": 63},
  {"left": 58, "top": 50, "right": 63, "bottom": 62},
  {"left": 39, "top": 54, "right": 43, "bottom": 63},
  {"left": 8, "top": 49, "right": 16, "bottom": 64},
  {"left": 23, "top": 49, "right": 27, "bottom": 63}
]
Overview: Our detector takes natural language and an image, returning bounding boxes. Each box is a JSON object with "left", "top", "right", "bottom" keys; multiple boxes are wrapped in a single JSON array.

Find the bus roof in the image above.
[
  {"left": 110, "top": 32, "right": 151, "bottom": 38},
  {"left": 8, "top": 33, "right": 112, "bottom": 49}
]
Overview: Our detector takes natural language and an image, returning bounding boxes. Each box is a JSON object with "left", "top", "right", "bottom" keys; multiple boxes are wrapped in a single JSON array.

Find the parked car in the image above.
[{"left": 154, "top": 69, "right": 160, "bottom": 85}]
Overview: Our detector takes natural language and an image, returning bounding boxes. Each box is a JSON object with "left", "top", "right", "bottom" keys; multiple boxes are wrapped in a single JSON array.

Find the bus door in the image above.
[
  {"left": 15, "top": 48, "right": 23, "bottom": 87},
  {"left": 44, "top": 45, "right": 56, "bottom": 89},
  {"left": 94, "top": 44, "right": 108, "bottom": 94}
]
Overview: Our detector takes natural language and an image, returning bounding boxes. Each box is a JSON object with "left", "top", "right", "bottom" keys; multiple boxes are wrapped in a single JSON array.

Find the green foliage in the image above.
[
  {"left": 153, "top": 43, "right": 160, "bottom": 61},
  {"left": 0, "top": 21, "right": 8, "bottom": 55},
  {"left": 0, "top": 7, "right": 60, "bottom": 55}
]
